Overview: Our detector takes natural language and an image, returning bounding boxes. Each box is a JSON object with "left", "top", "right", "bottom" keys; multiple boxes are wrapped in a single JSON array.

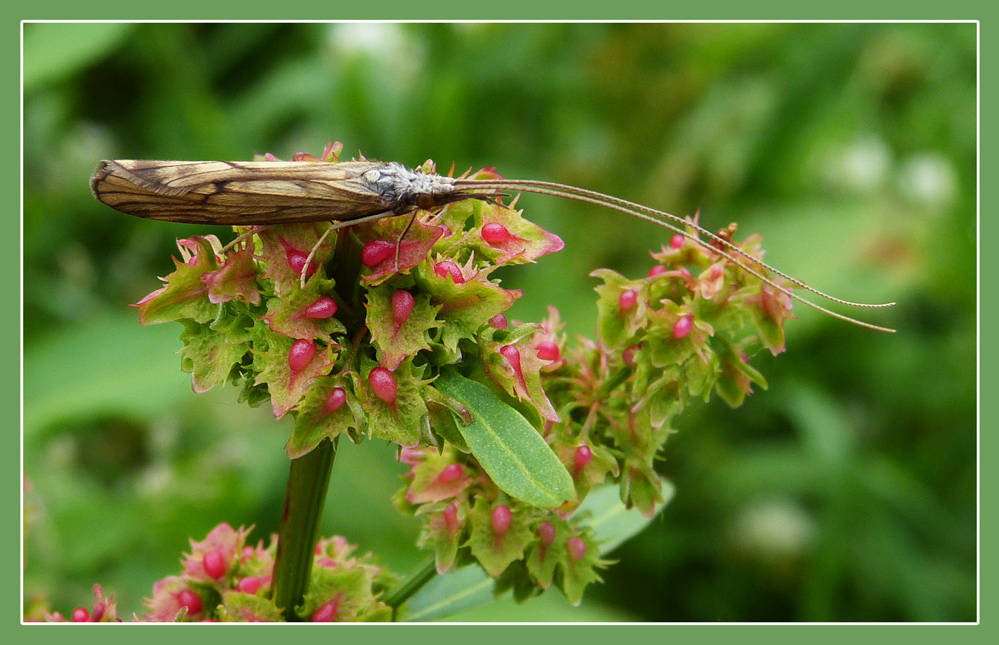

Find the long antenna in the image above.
[{"left": 454, "top": 178, "right": 896, "bottom": 334}]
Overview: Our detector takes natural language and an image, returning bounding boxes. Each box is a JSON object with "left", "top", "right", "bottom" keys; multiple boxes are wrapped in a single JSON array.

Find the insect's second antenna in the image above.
[{"left": 453, "top": 177, "right": 896, "bottom": 334}]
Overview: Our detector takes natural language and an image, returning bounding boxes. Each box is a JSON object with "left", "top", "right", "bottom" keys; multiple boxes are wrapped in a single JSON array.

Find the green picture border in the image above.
[{"left": 11, "top": 3, "right": 986, "bottom": 644}]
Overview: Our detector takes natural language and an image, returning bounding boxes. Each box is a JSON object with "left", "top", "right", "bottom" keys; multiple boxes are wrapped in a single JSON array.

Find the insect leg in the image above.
[
  {"left": 394, "top": 212, "right": 419, "bottom": 273},
  {"left": 220, "top": 226, "right": 270, "bottom": 254},
  {"left": 299, "top": 210, "right": 394, "bottom": 289}
]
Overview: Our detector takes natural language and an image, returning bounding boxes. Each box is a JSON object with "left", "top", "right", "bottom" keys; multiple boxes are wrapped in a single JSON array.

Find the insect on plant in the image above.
[
  {"left": 90, "top": 154, "right": 896, "bottom": 333},
  {"left": 71, "top": 143, "right": 901, "bottom": 621}
]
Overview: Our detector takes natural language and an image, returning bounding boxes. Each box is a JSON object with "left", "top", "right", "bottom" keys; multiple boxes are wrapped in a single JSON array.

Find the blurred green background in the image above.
[{"left": 22, "top": 22, "right": 976, "bottom": 622}]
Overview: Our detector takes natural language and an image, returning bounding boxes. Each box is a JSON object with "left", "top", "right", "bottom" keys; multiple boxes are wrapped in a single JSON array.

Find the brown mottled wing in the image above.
[{"left": 90, "top": 160, "right": 395, "bottom": 225}]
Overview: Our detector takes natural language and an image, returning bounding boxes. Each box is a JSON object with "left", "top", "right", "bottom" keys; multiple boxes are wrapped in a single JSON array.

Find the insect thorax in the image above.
[{"left": 361, "top": 162, "right": 459, "bottom": 213}]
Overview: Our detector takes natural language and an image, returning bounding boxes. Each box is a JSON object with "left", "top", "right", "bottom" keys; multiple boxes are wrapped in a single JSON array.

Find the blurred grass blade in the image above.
[
  {"left": 434, "top": 370, "right": 575, "bottom": 508},
  {"left": 403, "top": 476, "right": 672, "bottom": 621},
  {"left": 23, "top": 23, "right": 134, "bottom": 92}
]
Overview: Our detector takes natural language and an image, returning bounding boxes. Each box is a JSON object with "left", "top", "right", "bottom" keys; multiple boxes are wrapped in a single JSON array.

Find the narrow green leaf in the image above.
[
  {"left": 403, "top": 564, "right": 495, "bottom": 622},
  {"left": 403, "top": 477, "right": 673, "bottom": 621},
  {"left": 576, "top": 477, "right": 675, "bottom": 553},
  {"left": 434, "top": 370, "right": 574, "bottom": 509}
]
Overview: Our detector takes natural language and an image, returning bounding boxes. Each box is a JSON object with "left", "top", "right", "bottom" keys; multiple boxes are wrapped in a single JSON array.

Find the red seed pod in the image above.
[
  {"left": 670, "top": 234, "right": 685, "bottom": 250},
  {"left": 323, "top": 387, "right": 347, "bottom": 414},
  {"left": 648, "top": 264, "right": 667, "bottom": 278},
  {"left": 500, "top": 344, "right": 521, "bottom": 364},
  {"left": 369, "top": 367, "right": 398, "bottom": 406},
  {"left": 311, "top": 596, "right": 341, "bottom": 622},
  {"left": 492, "top": 504, "right": 513, "bottom": 538},
  {"left": 287, "top": 249, "right": 317, "bottom": 280},
  {"left": 567, "top": 536, "right": 587, "bottom": 563},
  {"left": 392, "top": 290, "right": 415, "bottom": 328},
  {"left": 303, "top": 297, "right": 337, "bottom": 319},
  {"left": 288, "top": 339, "right": 316, "bottom": 373},
  {"left": 536, "top": 341, "right": 560, "bottom": 362},
  {"left": 489, "top": 314, "right": 508, "bottom": 329},
  {"left": 573, "top": 445, "right": 593, "bottom": 478},
  {"left": 622, "top": 344, "right": 641, "bottom": 367},
  {"left": 500, "top": 344, "right": 525, "bottom": 382},
  {"left": 619, "top": 289, "right": 638, "bottom": 312},
  {"left": 202, "top": 548, "right": 227, "bottom": 580},
  {"left": 673, "top": 315, "right": 693, "bottom": 340},
  {"left": 538, "top": 521, "right": 557, "bottom": 547},
  {"left": 361, "top": 240, "right": 395, "bottom": 267},
  {"left": 435, "top": 463, "right": 464, "bottom": 484},
  {"left": 175, "top": 589, "right": 203, "bottom": 615},
  {"left": 434, "top": 260, "right": 465, "bottom": 284},
  {"left": 72, "top": 607, "right": 90, "bottom": 622},
  {"left": 443, "top": 502, "right": 462, "bottom": 537},
  {"left": 481, "top": 222, "right": 512, "bottom": 245},
  {"left": 236, "top": 576, "right": 263, "bottom": 594}
]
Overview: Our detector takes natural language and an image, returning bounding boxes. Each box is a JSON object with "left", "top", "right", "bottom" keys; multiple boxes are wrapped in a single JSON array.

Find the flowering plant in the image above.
[{"left": 39, "top": 142, "right": 790, "bottom": 622}]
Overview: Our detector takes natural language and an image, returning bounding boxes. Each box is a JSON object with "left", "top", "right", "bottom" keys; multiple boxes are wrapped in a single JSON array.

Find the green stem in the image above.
[
  {"left": 331, "top": 226, "right": 366, "bottom": 332},
  {"left": 595, "top": 366, "right": 633, "bottom": 399},
  {"left": 271, "top": 437, "right": 338, "bottom": 621},
  {"left": 384, "top": 557, "right": 439, "bottom": 620}
]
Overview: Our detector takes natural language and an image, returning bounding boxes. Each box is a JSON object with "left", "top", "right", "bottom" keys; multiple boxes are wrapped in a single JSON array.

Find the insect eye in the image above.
[{"left": 416, "top": 194, "right": 436, "bottom": 211}]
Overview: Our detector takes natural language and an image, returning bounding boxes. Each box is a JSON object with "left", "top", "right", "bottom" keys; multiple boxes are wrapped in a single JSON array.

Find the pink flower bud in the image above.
[
  {"left": 72, "top": 607, "right": 90, "bottom": 622},
  {"left": 91, "top": 603, "right": 105, "bottom": 622},
  {"left": 567, "top": 536, "right": 587, "bottom": 563},
  {"left": 673, "top": 315, "right": 693, "bottom": 340},
  {"left": 323, "top": 387, "right": 347, "bottom": 414},
  {"left": 492, "top": 504, "right": 513, "bottom": 538},
  {"left": 573, "top": 445, "right": 592, "bottom": 478},
  {"left": 434, "top": 260, "right": 465, "bottom": 284},
  {"left": 369, "top": 367, "right": 398, "bottom": 407},
  {"left": 619, "top": 289, "right": 638, "bottom": 312},
  {"left": 175, "top": 589, "right": 202, "bottom": 615},
  {"left": 202, "top": 548, "right": 227, "bottom": 580},
  {"left": 392, "top": 290, "right": 415, "bottom": 328},
  {"left": 538, "top": 521, "right": 557, "bottom": 547},
  {"left": 536, "top": 342, "right": 560, "bottom": 362},
  {"left": 361, "top": 240, "right": 395, "bottom": 267},
  {"left": 481, "top": 222, "right": 512, "bottom": 245},
  {"left": 648, "top": 264, "right": 667, "bottom": 278},
  {"left": 489, "top": 314, "right": 508, "bottom": 329},
  {"left": 288, "top": 339, "right": 316, "bottom": 373},
  {"left": 286, "top": 248, "right": 317, "bottom": 280},
  {"left": 311, "top": 595, "right": 341, "bottom": 622},
  {"left": 303, "top": 297, "right": 337, "bottom": 319},
  {"left": 237, "top": 576, "right": 262, "bottom": 594},
  {"left": 670, "top": 234, "right": 685, "bottom": 250}
]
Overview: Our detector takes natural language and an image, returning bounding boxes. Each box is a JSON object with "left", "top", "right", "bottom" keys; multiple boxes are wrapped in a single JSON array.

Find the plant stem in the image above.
[
  {"left": 271, "top": 437, "right": 338, "bottom": 621},
  {"left": 595, "top": 366, "right": 633, "bottom": 399},
  {"left": 384, "top": 557, "right": 439, "bottom": 620}
]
